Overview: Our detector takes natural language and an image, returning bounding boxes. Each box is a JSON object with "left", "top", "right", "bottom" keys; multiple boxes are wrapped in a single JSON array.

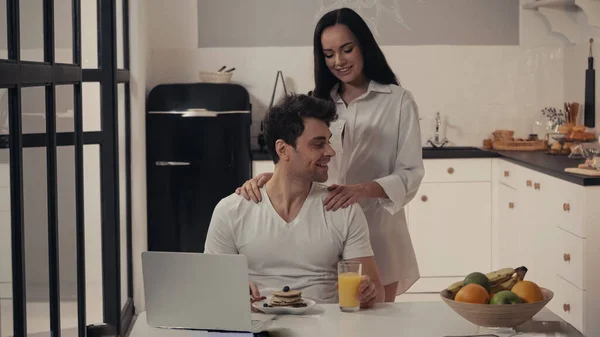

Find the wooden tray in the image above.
[
  {"left": 492, "top": 140, "right": 547, "bottom": 151},
  {"left": 545, "top": 148, "right": 571, "bottom": 155}
]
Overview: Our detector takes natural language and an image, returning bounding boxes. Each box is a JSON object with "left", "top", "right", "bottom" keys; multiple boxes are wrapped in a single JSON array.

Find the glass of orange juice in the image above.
[{"left": 337, "top": 261, "right": 362, "bottom": 312}]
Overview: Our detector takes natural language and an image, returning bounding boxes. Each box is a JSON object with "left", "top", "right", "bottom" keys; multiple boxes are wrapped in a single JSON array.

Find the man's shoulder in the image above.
[
  {"left": 310, "top": 183, "right": 363, "bottom": 221},
  {"left": 310, "top": 182, "right": 330, "bottom": 198},
  {"left": 214, "top": 191, "right": 261, "bottom": 215}
]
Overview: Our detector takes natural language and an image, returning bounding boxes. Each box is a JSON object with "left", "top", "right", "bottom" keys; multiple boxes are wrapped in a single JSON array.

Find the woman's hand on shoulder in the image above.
[
  {"left": 235, "top": 172, "right": 273, "bottom": 203},
  {"left": 323, "top": 184, "right": 366, "bottom": 211}
]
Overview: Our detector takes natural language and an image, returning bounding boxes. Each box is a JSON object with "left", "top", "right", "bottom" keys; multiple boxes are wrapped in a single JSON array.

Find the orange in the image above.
[
  {"left": 455, "top": 284, "right": 489, "bottom": 304},
  {"left": 511, "top": 281, "right": 544, "bottom": 303}
]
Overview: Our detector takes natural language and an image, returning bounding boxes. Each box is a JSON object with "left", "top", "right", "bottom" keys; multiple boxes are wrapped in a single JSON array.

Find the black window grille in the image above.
[{"left": 0, "top": 0, "right": 133, "bottom": 336}]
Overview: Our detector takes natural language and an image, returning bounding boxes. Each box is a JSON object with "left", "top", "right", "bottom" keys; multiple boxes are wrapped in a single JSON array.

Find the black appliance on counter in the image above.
[{"left": 146, "top": 83, "right": 252, "bottom": 253}]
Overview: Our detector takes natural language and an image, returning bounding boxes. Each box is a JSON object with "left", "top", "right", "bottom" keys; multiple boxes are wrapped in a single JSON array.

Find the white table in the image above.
[{"left": 129, "top": 302, "right": 584, "bottom": 337}]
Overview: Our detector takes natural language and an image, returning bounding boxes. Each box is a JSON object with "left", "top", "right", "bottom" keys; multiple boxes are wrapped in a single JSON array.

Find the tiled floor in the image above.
[{"left": 0, "top": 284, "right": 103, "bottom": 337}]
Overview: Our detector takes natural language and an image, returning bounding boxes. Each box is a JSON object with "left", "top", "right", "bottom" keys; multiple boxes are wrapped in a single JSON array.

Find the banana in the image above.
[
  {"left": 447, "top": 280, "right": 464, "bottom": 293},
  {"left": 514, "top": 266, "right": 528, "bottom": 281},
  {"left": 442, "top": 280, "right": 464, "bottom": 299},
  {"left": 486, "top": 267, "right": 515, "bottom": 284},
  {"left": 442, "top": 266, "right": 528, "bottom": 299},
  {"left": 490, "top": 274, "right": 519, "bottom": 295}
]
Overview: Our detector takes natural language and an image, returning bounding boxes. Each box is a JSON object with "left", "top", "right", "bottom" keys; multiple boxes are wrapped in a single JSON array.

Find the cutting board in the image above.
[{"left": 565, "top": 167, "right": 600, "bottom": 176}]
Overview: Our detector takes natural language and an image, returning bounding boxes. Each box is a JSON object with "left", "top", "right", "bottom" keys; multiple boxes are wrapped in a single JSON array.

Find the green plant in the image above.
[{"left": 541, "top": 107, "right": 566, "bottom": 125}]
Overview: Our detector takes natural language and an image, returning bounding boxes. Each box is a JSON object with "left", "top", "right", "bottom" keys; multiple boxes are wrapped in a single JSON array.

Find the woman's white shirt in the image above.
[{"left": 327, "top": 80, "right": 425, "bottom": 290}]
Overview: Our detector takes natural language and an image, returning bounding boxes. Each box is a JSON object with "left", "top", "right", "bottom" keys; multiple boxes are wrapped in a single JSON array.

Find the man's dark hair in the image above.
[{"left": 263, "top": 93, "right": 337, "bottom": 164}]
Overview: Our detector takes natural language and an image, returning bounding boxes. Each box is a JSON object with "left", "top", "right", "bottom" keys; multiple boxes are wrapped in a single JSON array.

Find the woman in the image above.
[{"left": 237, "top": 7, "right": 425, "bottom": 302}]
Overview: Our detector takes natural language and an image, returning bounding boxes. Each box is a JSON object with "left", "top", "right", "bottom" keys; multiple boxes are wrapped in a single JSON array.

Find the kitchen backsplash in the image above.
[
  {"left": 149, "top": 45, "right": 565, "bottom": 147},
  {"left": 146, "top": 0, "right": 600, "bottom": 149}
]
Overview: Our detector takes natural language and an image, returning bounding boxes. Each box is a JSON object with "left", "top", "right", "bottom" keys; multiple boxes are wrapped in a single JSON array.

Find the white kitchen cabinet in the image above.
[
  {"left": 406, "top": 158, "right": 492, "bottom": 293},
  {"left": 252, "top": 160, "right": 274, "bottom": 178},
  {"left": 422, "top": 158, "right": 491, "bottom": 183},
  {"left": 492, "top": 158, "right": 600, "bottom": 336},
  {"left": 495, "top": 182, "right": 519, "bottom": 270},
  {"left": 408, "top": 181, "right": 491, "bottom": 277}
]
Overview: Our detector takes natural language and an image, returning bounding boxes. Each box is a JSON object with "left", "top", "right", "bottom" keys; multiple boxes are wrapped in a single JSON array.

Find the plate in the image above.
[{"left": 252, "top": 297, "right": 316, "bottom": 315}]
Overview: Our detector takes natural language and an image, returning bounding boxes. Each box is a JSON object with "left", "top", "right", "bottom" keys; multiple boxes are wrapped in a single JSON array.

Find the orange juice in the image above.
[{"left": 338, "top": 272, "right": 361, "bottom": 310}]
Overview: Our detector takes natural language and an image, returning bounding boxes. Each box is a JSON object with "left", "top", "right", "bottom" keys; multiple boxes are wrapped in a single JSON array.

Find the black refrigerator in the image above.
[{"left": 146, "top": 83, "right": 252, "bottom": 253}]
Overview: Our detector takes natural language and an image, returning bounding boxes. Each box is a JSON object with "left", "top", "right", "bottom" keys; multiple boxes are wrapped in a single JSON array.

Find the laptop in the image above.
[{"left": 141, "top": 251, "right": 274, "bottom": 334}]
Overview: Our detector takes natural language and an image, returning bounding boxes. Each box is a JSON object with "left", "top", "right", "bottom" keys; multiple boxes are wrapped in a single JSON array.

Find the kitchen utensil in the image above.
[
  {"left": 225, "top": 67, "right": 236, "bottom": 73},
  {"left": 217, "top": 65, "right": 226, "bottom": 72},
  {"left": 585, "top": 38, "right": 596, "bottom": 128},
  {"left": 440, "top": 288, "right": 553, "bottom": 328},
  {"left": 571, "top": 102, "right": 580, "bottom": 124},
  {"left": 258, "top": 70, "right": 289, "bottom": 152}
]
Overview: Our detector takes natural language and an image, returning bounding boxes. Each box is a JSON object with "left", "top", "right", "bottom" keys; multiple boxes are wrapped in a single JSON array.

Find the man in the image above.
[{"left": 204, "top": 94, "right": 384, "bottom": 308}]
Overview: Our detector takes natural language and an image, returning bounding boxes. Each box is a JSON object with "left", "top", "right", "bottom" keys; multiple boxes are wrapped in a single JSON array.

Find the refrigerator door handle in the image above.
[{"left": 155, "top": 161, "right": 191, "bottom": 166}]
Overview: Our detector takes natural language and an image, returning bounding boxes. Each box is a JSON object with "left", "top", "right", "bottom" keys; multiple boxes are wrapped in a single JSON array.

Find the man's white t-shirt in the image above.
[{"left": 204, "top": 182, "right": 374, "bottom": 303}]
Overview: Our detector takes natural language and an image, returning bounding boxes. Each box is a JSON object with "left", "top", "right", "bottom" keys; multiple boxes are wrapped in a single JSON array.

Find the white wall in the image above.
[
  {"left": 149, "top": 45, "right": 565, "bottom": 147},
  {"left": 147, "top": 0, "right": 568, "bottom": 147},
  {"left": 520, "top": 0, "right": 600, "bottom": 127},
  {"left": 129, "top": 0, "right": 149, "bottom": 313}
]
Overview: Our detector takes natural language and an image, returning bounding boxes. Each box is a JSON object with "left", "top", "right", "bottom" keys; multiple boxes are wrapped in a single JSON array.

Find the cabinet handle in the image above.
[
  {"left": 526, "top": 180, "right": 532, "bottom": 187},
  {"left": 563, "top": 303, "right": 571, "bottom": 313},
  {"left": 508, "top": 202, "right": 515, "bottom": 209},
  {"left": 504, "top": 170, "right": 510, "bottom": 177},
  {"left": 563, "top": 203, "right": 571, "bottom": 212},
  {"left": 447, "top": 167, "right": 454, "bottom": 174},
  {"left": 563, "top": 253, "right": 571, "bottom": 262},
  {"left": 155, "top": 161, "right": 191, "bottom": 166},
  {"left": 421, "top": 195, "right": 428, "bottom": 202},
  {"left": 534, "top": 182, "right": 540, "bottom": 190}
]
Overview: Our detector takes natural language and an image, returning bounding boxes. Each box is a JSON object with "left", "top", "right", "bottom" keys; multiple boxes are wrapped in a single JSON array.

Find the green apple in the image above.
[{"left": 490, "top": 291, "right": 522, "bottom": 305}]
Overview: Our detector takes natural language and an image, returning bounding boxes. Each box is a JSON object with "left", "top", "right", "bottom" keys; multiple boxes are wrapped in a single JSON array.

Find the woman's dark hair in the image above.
[
  {"left": 312, "top": 7, "right": 399, "bottom": 99},
  {"left": 263, "top": 94, "right": 337, "bottom": 164}
]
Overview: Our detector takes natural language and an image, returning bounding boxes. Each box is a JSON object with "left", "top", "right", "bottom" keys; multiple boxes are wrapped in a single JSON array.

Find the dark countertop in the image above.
[
  {"left": 250, "top": 147, "right": 600, "bottom": 186},
  {"left": 251, "top": 146, "right": 500, "bottom": 161},
  {"left": 493, "top": 150, "right": 599, "bottom": 186}
]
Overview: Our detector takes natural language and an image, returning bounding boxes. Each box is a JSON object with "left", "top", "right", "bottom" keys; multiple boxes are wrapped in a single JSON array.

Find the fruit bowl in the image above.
[{"left": 440, "top": 288, "right": 553, "bottom": 328}]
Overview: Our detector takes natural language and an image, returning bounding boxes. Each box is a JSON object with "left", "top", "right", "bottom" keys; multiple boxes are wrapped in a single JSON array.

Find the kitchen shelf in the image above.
[
  {"left": 575, "top": 0, "right": 600, "bottom": 29},
  {"left": 523, "top": 0, "right": 576, "bottom": 9},
  {"left": 539, "top": 5, "right": 582, "bottom": 42}
]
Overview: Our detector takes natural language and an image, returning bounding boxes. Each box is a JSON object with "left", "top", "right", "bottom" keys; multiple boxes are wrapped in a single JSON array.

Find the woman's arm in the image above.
[
  {"left": 235, "top": 172, "right": 273, "bottom": 202},
  {"left": 372, "top": 90, "right": 425, "bottom": 214}
]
